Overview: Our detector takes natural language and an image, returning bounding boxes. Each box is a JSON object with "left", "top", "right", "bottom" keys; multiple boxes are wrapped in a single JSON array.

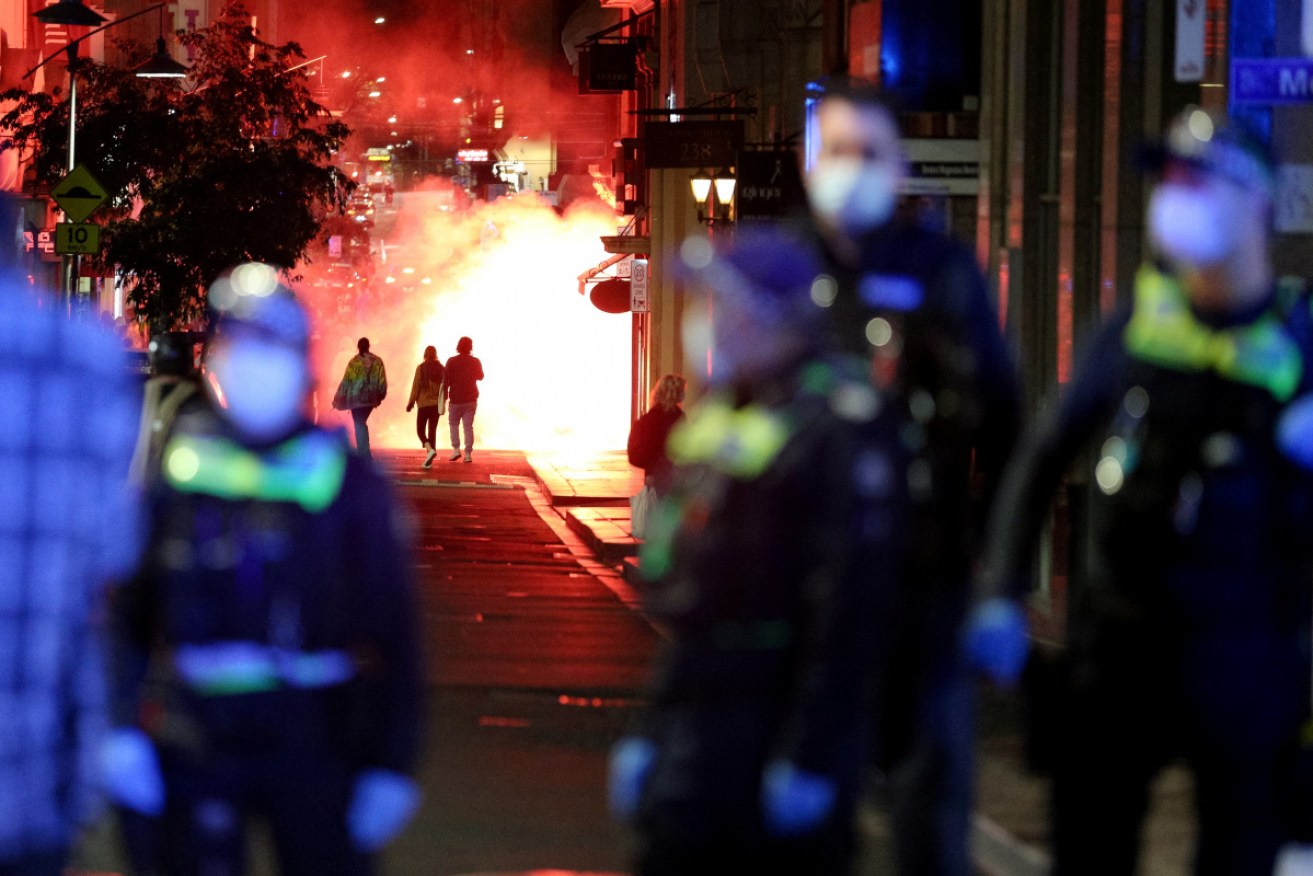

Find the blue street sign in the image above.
[{"left": 1232, "top": 58, "right": 1313, "bottom": 105}]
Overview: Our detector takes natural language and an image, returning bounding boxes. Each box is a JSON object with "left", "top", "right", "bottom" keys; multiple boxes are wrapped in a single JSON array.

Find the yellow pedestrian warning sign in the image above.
[
  {"left": 50, "top": 165, "right": 108, "bottom": 223},
  {"left": 54, "top": 222, "right": 101, "bottom": 255}
]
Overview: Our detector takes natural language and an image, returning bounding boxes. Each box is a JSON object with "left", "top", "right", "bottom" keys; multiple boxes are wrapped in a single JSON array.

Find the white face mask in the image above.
[
  {"left": 807, "top": 158, "right": 899, "bottom": 234},
  {"left": 205, "top": 338, "right": 309, "bottom": 442},
  {"left": 1147, "top": 183, "right": 1237, "bottom": 268}
]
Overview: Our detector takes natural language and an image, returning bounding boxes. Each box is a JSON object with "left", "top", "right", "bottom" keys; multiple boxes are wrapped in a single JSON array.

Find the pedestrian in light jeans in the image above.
[{"left": 443, "top": 336, "right": 483, "bottom": 462}]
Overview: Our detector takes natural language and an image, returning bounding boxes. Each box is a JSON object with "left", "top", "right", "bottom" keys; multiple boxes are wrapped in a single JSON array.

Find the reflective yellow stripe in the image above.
[
  {"left": 163, "top": 431, "right": 347, "bottom": 511},
  {"left": 174, "top": 642, "right": 355, "bottom": 695},
  {"left": 668, "top": 399, "right": 792, "bottom": 478},
  {"left": 1124, "top": 266, "right": 1303, "bottom": 401}
]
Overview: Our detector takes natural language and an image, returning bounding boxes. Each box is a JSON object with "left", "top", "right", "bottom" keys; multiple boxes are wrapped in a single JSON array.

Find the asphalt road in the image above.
[{"left": 386, "top": 450, "right": 658, "bottom": 875}]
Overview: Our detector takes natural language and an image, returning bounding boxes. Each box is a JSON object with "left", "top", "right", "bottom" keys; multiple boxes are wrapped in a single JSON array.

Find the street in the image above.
[{"left": 386, "top": 449, "right": 657, "bottom": 875}]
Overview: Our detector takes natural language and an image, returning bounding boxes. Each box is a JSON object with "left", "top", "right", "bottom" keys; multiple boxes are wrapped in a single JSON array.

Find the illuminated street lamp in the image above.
[
  {"left": 689, "top": 170, "right": 711, "bottom": 207},
  {"left": 689, "top": 168, "right": 735, "bottom": 226},
  {"left": 134, "top": 37, "right": 189, "bottom": 79}
]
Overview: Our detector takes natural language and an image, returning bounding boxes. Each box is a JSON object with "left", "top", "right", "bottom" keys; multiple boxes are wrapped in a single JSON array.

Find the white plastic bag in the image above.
[{"left": 630, "top": 484, "right": 657, "bottom": 539}]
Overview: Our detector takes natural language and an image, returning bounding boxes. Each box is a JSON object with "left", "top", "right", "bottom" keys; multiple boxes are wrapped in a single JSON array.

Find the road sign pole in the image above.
[{"left": 64, "top": 59, "right": 76, "bottom": 307}]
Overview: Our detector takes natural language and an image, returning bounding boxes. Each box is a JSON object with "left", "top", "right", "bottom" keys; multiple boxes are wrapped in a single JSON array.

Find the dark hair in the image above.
[
  {"left": 456, "top": 336, "right": 473, "bottom": 354},
  {"left": 423, "top": 345, "right": 437, "bottom": 360},
  {"left": 357, "top": 337, "right": 370, "bottom": 354},
  {"left": 807, "top": 76, "right": 902, "bottom": 118}
]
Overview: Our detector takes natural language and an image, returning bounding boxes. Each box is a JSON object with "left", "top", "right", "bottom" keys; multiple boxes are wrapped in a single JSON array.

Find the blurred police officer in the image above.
[
  {"left": 799, "top": 77, "right": 1021, "bottom": 875},
  {"left": 609, "top": 229, "right": 891, "bottom": 875},
  {"left": 128, "top": 333, "right": 202, "bottom": 486},
  {"left": 0, "top": 277, "right": 142, "bottom": 876},
  {"left": 104, "top": 264, "right": 423, "bottom": 875},
  {"left": 973, "top": 108, "right": 1313, "bottom": 874}
]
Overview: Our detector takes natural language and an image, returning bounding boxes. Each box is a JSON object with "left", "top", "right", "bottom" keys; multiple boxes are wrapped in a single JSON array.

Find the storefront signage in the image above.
[
  {"left": 1232, "top": 58, "right": 1313, "bottom": 105},
  {"left": 735, "top": 150, "right": 805, "bottom": 221},
  {"left": 579, "top": 41, "right": 637, "bottom": 94},
  {"left": 901, "top": 139, "right": 980, "bottom": 196},
  {"left": 643, "top": 121, "right": 744, "bottom": 169}
]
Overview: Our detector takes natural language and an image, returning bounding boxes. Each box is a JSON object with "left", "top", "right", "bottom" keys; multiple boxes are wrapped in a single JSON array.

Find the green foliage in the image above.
[{"left": 0, "top": 4, "right": 352, "bottom": 329}]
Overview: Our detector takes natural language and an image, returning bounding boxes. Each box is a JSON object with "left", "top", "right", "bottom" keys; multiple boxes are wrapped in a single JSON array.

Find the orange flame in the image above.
[
  {"left": 590, "top": 168, "right": 618, "bottom": 210},
  {"left": 303, "top": 181, "right": 632, "bottom": 453}
]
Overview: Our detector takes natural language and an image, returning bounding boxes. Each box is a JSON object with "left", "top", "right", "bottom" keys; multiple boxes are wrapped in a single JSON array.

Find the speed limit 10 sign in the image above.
[{"left": 54, "top": 222, "right": 101, "bottom": 255}]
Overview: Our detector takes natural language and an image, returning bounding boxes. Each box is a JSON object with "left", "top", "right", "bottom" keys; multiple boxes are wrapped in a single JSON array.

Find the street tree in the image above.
[{"left": 0, "top": 4, "right": 352, "bottom": 329}]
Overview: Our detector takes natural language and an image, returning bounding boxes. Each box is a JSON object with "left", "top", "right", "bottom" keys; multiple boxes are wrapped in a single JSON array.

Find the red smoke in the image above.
[{"left": 301, "top": 181, "right": 632, "bottom": 452}]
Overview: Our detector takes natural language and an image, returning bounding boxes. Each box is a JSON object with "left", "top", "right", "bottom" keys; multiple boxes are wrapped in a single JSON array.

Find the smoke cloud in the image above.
[{"left": 301, "top": 181, "right": 633, "bottom": 452}]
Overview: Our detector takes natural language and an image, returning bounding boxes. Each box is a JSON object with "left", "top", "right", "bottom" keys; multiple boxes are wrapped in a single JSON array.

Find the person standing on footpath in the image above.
[
  {"left": 103, "top": 269, "right": 423, "bottom": 875},
  {"left": 332, "top": 337, "right": 387, "bottom": 459},
  {"left": 609, "top": 230, "right": 892, "bottom": 875},
  {"left": 406, "top": 345, "right": 445, "bottom": 468},
  {"left": 626, "top": 374, "right": 688, "bottom": 539},
  {"left": 444, "top": 336, "right": 483, "bottom": 463},
  {"left": 798, "top": 76, "right": 1022, "bottom": 876},
  {"left": 0, "top": 274, "right": 144, "bottom": 876},
  {"left": 973, "top": 108, "right": 1313, "bottom": 875},
  {"left": 627, "top": 374, "right": 688, "bottom": 496}
]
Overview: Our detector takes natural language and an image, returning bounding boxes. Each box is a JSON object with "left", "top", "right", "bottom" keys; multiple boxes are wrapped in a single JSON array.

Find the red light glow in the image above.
[{"left": 301, "top": 181, "right": 631, "bottom": 453}]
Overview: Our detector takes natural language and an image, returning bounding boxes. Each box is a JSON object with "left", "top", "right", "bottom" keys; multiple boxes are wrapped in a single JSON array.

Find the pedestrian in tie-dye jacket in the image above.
[{"left": 332, "top": 337, "right": 387, "bottom": 459}]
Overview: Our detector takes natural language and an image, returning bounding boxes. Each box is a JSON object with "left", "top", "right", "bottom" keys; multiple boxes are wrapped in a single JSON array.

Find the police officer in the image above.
[
  {"left": 800, "top": 77, "right": 1022, "bottom": 875},
  {"left": 103, "top": 264, "right": 424, "bottom": 875},
  {"left": 129, "top": 332, "right": 202, "bottom": 485},
  {"left": 973, "top": 108, "right": 1313, "bottom": 874},
  {"left": 608, "top": 229, "right": 890, "bottom": 875}
]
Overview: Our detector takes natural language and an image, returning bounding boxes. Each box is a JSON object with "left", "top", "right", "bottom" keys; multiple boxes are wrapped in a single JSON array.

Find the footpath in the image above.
[{"left": 524, "top": 450, "right": 1196, "bottom": 876}]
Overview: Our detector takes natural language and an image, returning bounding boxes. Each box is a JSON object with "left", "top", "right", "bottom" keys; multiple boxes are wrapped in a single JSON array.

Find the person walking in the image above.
[
  {"left": 444, "top": 336, "right": 483, "bottom": 462},
  {"left": 406, "top": 345, "right": 445, "bottom": 468},
  {"left": 104, "top": 274, "right": 424, "bottom": 875},
  {"left": 798, "top": 76, "right": 1022, "bottom": 876},
  {"left": 332, "top": 337, "right": 387, "bottom": 459},
  {"left": 609, "top": 229, "right": 889, "bottom": 876},
  {"left": 972, "top": 108, "right": 1313, "bottom": 875},
  {"left": 0, "top": 275, "right": 144, "bottom": 876}
]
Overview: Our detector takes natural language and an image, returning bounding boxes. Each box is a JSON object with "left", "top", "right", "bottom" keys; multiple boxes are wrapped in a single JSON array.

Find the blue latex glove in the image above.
[
  {"left": 760, "top": 760, "right": 837, "bottom": 837},
  {"left": 347, "top": 770, "right": 422, "bottom": 852},
  {"left": 99, "top": 728, "right": 165, "bottom": 816},
  {"left": 607, "top": 736, "right": 657, "bottom": 823},
  {"left": 963, "top": 597, "right": 1030, "bottom": 687},
  {"left": 1278, "top": 395, "right": 1313, "bottom": 470}
]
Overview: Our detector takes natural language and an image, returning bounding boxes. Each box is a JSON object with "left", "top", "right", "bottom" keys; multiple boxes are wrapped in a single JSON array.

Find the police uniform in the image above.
[
  {"left": 112, "top": 407, "right": 422, "bottom": 876},
  {"left": 806, "top": 218, "right": 1021, "bottom": 874},
  {"left": 631, "top": 358, "right": 890, "bottom": 876},
  {"left": 981, "top": 265, "right": 1313, "bottom": 874}
]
